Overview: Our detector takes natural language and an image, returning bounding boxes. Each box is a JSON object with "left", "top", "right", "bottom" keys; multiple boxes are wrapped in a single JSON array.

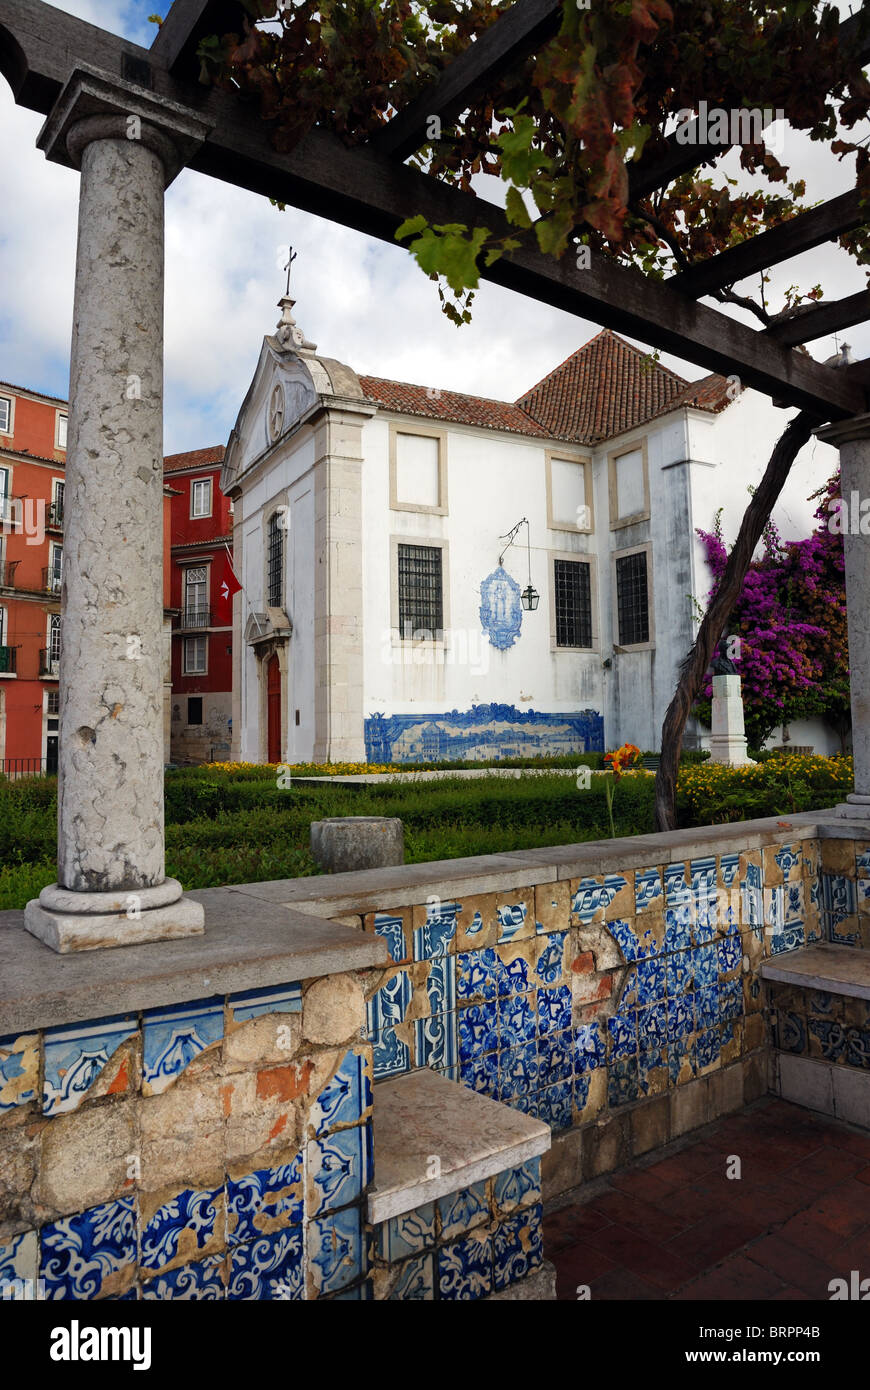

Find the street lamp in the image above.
[{"left": 499, "top": 518, "right": 539, "bottom": 611}]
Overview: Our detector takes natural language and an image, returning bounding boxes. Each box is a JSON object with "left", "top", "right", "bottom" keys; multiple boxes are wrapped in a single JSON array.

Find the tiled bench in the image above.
[
  {"left": 367, "top": 1068, "right": 554, "bottom": 1300},
  {"left": 761, "top": 944, "right": 870, "bottom": 1128}
]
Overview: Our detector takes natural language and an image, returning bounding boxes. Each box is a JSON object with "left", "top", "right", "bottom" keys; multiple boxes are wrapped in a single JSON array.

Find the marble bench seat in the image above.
[
  {"left": 760, "top": 942, "right": 870, "bottom": 999},
  {"left": 366, "top": 1068, "right": 554, "bottom": 1299}
]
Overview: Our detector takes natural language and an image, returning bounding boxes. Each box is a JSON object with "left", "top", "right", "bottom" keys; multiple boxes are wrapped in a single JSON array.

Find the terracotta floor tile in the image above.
[
  {"left": 587, "top": 1267, "right": 661, "bottom": 1300},
  {"left": 544, "top": 1203, "right": 612, "bottom": 1247},
  {"left": 744, "top": 1232, "right": 840, "bottom": 1299},
  {"left": 784, "top": 1146, "right": 867, "bottom": 1190},
  {"left": 855, "top": 1165, "right": 870, "bottom": 1186},
  {"left": 554, "top": 1240, "right": 620, "bottom": 1297},
  {"left": 608, "top": 1166, "right": 679, "bottom": 1204},
  {"left": 668, "top": 1212, "right": 766, "bottom": 1271},
  {"left": 803, "top": 1178, "right": 870, "bottom": 1239},
  {"left": 586, "top": 1189, "right": 692, "bottom": 1243},
  {"left": 671, "top": 1254, "right": 785, "bottom": 1301},
  {"left": 775, "top": 1212, "right": 848, "bottom": 1263},
  {"left": 584, "top": 1222, "right": 696, "bottom": 1291}
]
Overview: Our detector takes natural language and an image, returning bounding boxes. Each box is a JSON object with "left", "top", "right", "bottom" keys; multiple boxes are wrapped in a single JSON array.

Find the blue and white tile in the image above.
[
  {"left": 438, "top": 1182, "right": 489, "bottom": 1239},
  {"left": 694, "top": 986, "right": 719, "bottom": 1030},
  {"left": 307, "top": 1124, "right": 373, "bottom": 1216},
  {"left": 41, "top": 1197, "right": 137, "bottom": 1300},
  {"left": 636, "top": 956, "right": 667, "bottom": 1004},
  {"left": 635, "top": 868, "right": 662, "bottom": 914},
  {"left": 498, "top": 1042, "right": 540, "bottom": 1102},
  {"left": 413, "top": 902, "right": 459, "bottom": 960},
  {"left": 43, "top": 1014, "right": 136, "bottom": 1116},
  {"left": 857, "top": 847, "right": 870, "bottom": 879},
  {"left": 536, "top": 1080, "right": 574, "bottom": 1130},
  {"left": 667, "top": 951, "right": 693, "bottom": 996},
  {"left": 537, "top": 1027, "right": 574, "bottom": 1083},
  {"left": 570, "top": 878, "right": 606, "bottom": 925},
  {"left": 774, "top": 844, "right": 802, "bottom": 882},
  {"left": 667, "top": 995, "right": 694, "bottom": 1042},
  {"left": 415, "top": 1011, "right": 458, "bottom": 1071},
  {"left": 0, "top": 1032, "right": 38, "bottom": 1114},
  {"left": 494, "top": 1158, "right": 541, "bottom": 1214},
  {"left": 141, "top": 1185, "right": 222, "bottom": 1273},
  {"left": 690, "top": 857, "right": 717, "bottom": 891},
  {"left": 371, "top": 912, "right": 408, "bottom": 965},
  {"left": 536, "top": 985, "right": 572, "bottom": 1034},
  {"left": 437, "top": 1231, "right": 492, "bottom": 1300},
  {"left": 664, "top": 907, "right": 692, "bottom": 953},
  {"left": 693, "top": 943, "right": 717, "bottom": 990},
  {"left": 497, "top": 901, "right": 529, "bottom": 943},
  {"left": 574, "top": 1023, "right": 605, "bottom": 1072},
  {"left": 228, "top": 982, "right": 301, "bottom": 1023},
  {"left": 309, "top": 1206, "right": 364, "bottom": 1295},
  {"left": 375, "top": 1203, "right": 436, "bottom": 1262},
  {"left": 459, "top": 1050, "right": 499, "bottom": 1098},
  {"left": 607, "top": 918, "right": 641, "bottom": 963},
  {"left": 143, "top": 996, "right": 223, "bottom": 1095},
  {"left": 535, "top": 934, "right": 566, "bottom": 986},
  {"left": 366, "top": 969, "right": 412, "bottom": 1036},
  {"left": 493, "top": 1203, "right": 543, "bottom": 1291},
  {"left": 228, "top": 1226, "right": 304, "bottom": 1300},
  {"left": 498, "top": 992, "right": 536, "bottom": 1048},
  {"left": 664, "top": 863, "right": 692, "bottom": 908},
  {"left": 142, "top": 1253, "right": 226, "bottom": 1300},
  {"left": 426, "top": 955, "right": 456, "bottom": 1016},
  {"left": 608, "top": 1012, "right": 637, "bottom": 1059},
  {"left": 574, "top": 1072, "right": 591, "bottom": 1111},
  {"left": 456, "top": 949, "right": 498, "bottom": 1002},
  {"left": 720, "top": 853, "right": 740, "bottom": 889},
  {"left": 388, "top": 1253, "right": 434, "bottom": 1300},
  {"left": 696, "top": 1026, "right": 721, "bottom": 1070},
  {"left": 309, "top": 1047, "right": 372, "bottom": 1136},
  {"left": 458, "top": 1002, "right": 498, "bottom": 1062},
  {"left": 497, "top": 951, "right": 534, "bottom": 997},
  {"left": 371, "top": 1027, "right": 411, "bottom": 1081},
  {"left": 608, "top": 1057, "right": 639, "bottom": 1107},
  {"left": 0, "top": 1230, "right": 36, "bottom": 1298},
  {"left": 637, "top": 1001, "right": 667, "bottom": 1049},
  {"left": 718, "top": 933, "right": 742, "bottom": 974},
  {"left": 227, "top": 1155, "right": 303, "bottom": 1245}
]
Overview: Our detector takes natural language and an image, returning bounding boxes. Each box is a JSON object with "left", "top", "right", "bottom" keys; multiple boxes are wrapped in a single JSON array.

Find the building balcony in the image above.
[
  {"left": 40, "top": 649, "right": 60, "bottom": 679},
  {"left": 42, "top": 567, "right": 62, "bottom": 596},
  {"left": 46, "top": 500, "right": 64, "bottom": 529},
  {"left": 0, "top": 560, "right": 19, "bottom": 589},
  {"left": 173, "top": 607, "right": 214, "bottom": 630},
  {"left": 0, "top": 645, "right": 18, "bottom": 675}
]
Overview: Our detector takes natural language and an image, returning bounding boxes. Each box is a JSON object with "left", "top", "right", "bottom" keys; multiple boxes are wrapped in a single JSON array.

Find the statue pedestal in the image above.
[{"left": 709, "top": 673, "right": 753, "bottom": 766}]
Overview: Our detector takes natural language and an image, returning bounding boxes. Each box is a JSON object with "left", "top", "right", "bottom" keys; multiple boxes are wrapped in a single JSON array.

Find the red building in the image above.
[
  {"left": 164, "top": 447, "right": 233, "bottom": 763},
  {"left": 0, "top": 381, "right": 67, "bottom": 773}
]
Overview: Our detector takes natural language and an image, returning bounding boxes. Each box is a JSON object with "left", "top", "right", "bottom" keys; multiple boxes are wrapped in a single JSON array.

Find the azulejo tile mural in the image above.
[{"left": 364, "top": 702, "right": 604, "bottom": 763}]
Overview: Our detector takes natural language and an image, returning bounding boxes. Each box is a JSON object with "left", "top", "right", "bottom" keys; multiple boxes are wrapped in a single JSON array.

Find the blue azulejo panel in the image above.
[
  {"left": 227, "top": 1156, "right": 303, "bottom": 1245},
  {"left": 142, "top": 996, "right": 223, "bottom": 1095},
  {"left": 458, "top": 1001, "right": 498, "bottom": 1061},
  {"left": 372, "top": 913, "right": 408, "bottom": 965},
  {"left": 0, "top": 1032, "right": 38, "bottom": 1114},
  {"left": 494, "top": 1158, "right": 541, "bottom": 1214},
  {"left": 537, "top": 985, "right": 571, "bottom": 1034},
  {"left": 413, "top": 903, "right": 459, "bottom": 960},
  {"left": 538, "top": 1027, "right": 574, "bottom": 1083},
  {"left": 536, "top": 1080, "right": 573, "bottom": 1130},
  {"left": 426, "top": 955, "right": 456, "bottom": 1015},
  {"left": 41, "top": 1197, "right": 137, "bottom": 1300},
  {"left": 307, "top": 1124, "right": 373, "bottom": 1217},
  {"left": 228, "top": 1226, "right": 305, "bottom": 1300},
  {"left": 574, "top": 1023, "right": 605, "bottom": 1072},
  {"left": 371, "top": 1027, "right": 411, "bottom": 1082},
  {"left": 308, "top": 1048, "right": 372, "bottom": 1137},
  {"left": 389, "top": 1253, "right": 434, "bottom": 1300},
  {"left": 309, "top": 1207, "right": 364, "bottom": 1296},
  {"left": 43, "top": 1013, "right": 137, "bottom": 1117},
  {"left": 457, "top": 949, "right": 498, "bottom": 1003},
  {"left": 228, "top": 982, "right": 301, "bottom": 1023},
  {"left": 479, "top": 564, "right": 523, "bottom": 650},
  {"left": 142, "top": 1254, "right": 226, "bottom": 1300},
  {"left": 635, "top": 868, "right": 663, "bottom": 914},
  {"left": 366, "top": 969, "right": 412, "bottom": 1036},
  {"left": 437, "top": 1231, "right": 493, "bottom": 1300},
  {"left": 493, "top": 1203, "right": 543, "bottom": 1291},
  {"left": 459, "top": 1049, "right": 499, "bottom": 1098},
  {"left": 141, "top": 1186, "right": 221, "bottom": 1273},
  {"left": 535, "top": 934, "right": 566, "bottom": 985},
  {"left": 365, "top": 704, "right": 604, "bottom": 763},
  {"left": 376, "top": 1204, "right": 436, "bottom": 1263},
  {"left": 437, "top": 1183, "right": 489, "bottom": 1240},
  {"left": 415, "top": 1011, "right": 458, "bottom": 1071},
  {"left": 497, "top": 902, "right": 528, "bottom": 944}
]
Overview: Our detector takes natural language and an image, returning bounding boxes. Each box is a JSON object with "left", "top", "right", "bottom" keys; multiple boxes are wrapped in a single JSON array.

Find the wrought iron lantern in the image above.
[{"left": 499, "top": 518, "right": 539, "bottom": 611}]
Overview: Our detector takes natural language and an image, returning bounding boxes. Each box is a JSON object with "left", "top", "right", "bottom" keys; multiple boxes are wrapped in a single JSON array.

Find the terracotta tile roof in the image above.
[
  {"left": 164, "top": 446, "right": 225, "bottom": 473},
  {"left": 0, "top": 380, "right": 68, "bottom": 406},
  {"left": 360, "top": 332, "right": 732, "bottom": 447},
  {"left": 358, "top": 376, "right": 554, "bottom": 440},
  {"left": 515, "top": 330, "right": 731, "bottom": 444}
]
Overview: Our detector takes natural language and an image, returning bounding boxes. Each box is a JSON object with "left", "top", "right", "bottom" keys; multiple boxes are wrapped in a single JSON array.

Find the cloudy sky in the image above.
[{"left": 1, "top": 0, "right": 868, "bottom": 454}]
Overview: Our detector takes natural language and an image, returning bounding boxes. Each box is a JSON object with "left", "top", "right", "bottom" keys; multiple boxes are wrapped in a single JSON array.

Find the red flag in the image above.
[{"left": 216, "top": 553, "right": 242, "bottom": 621}]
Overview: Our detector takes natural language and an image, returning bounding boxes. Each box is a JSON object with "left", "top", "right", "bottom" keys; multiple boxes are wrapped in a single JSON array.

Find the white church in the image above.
[{"left": 220, "top": 293, "right": 841, "bottom": 765}]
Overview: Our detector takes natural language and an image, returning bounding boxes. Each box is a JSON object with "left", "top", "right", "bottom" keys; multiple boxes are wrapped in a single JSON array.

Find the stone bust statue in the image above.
[{"left": 710, "top": 637, "right": 738, "bottom": 676}]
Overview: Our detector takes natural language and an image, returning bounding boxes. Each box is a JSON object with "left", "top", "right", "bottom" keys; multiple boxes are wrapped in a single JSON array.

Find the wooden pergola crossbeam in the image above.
[
  {"left": 0, "top": 0, "right": 867, "bottom": 421},
  {"left": 765, "top": 290, "right": 870, "bottom": 348}
]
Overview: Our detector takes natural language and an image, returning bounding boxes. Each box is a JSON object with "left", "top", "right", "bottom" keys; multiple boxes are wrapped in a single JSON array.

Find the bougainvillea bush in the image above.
[{"left": 694, "top": 471, "right": 850, "bottom": 751}]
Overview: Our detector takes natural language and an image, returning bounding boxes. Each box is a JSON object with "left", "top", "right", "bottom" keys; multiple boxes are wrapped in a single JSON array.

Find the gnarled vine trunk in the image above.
[{"left": 653, "top": 408, "right": 823, "bottom": 833}]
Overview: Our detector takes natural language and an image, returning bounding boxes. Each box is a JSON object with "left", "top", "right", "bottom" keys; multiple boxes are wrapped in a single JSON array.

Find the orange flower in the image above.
[{"left": 604, "top": 743, "right": 642, "bottom": 780}]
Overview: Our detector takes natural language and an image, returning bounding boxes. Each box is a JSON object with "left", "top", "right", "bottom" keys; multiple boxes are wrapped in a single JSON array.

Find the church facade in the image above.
[{"left": 221, "top": 298, "right": 839, "bottom": 765}]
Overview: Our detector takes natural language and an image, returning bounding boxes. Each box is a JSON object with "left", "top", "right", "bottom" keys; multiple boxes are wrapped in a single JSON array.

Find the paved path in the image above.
[{"left": 545, "top": 1097, "right": 870, "bottom": 1299}]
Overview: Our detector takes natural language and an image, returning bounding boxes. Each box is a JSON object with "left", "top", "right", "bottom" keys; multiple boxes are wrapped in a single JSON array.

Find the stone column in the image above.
[
  {"left": 816, "top": 414, "right": 870, "bottom": 817},
  {"left": 24, "top": 70, "right": 208, "bottom": 951},
  {"left": 709, "top": 672, "right": 752, "bottom": 766}
]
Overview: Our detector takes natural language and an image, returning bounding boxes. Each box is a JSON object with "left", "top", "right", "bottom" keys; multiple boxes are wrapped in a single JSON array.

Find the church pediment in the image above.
[
  {"left": 222, "top": 339, "right": 319, "bottom": 493},
  {"left": 245, "top": 608, "right": 293, "bottom": 646}
]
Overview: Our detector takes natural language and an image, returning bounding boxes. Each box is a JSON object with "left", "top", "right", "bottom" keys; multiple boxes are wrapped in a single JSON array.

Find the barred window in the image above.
[
  {"left": 554, "top": 559, "right": 593, "bottom": 648},
  {"left": 267, "top": 512, "right": 284, "bottom": 607},
  {"left": 615, "top": 551, "right": 650, "bottom": 646},
  {"left": 398, "top": 543, "right": 443, "bottom": 639}
]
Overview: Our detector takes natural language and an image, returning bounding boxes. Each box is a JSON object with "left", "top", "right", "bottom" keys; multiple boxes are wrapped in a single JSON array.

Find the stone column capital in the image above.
[
  {"left": 37, "top": 64, "right": 211, "bottom": 185},
  {"left": 815, "top": 412, "right": 870, "bottom": 448}
]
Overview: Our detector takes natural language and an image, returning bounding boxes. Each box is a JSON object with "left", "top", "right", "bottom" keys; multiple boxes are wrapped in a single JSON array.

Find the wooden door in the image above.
[{"left": 267, "top": 654, "right": 281, "bottom": 763}]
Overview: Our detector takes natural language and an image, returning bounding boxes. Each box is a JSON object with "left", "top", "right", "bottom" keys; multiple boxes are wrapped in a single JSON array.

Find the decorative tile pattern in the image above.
[
  {"left": 43, "top": 1014, "right": 136, "bottom": 1116},
  {"left": 0, "top": 1230, "right": 36, "bottom": 1297},
  {"left": 635, "top": 869, "right": 662, "bottom": 913},
  {"left": 307, "top": 1125, "right": 373, "bottom": 1216},
  {"left": 438, "top": 1183, "right": 489, "bottom": 1240},
  {"left": 437, "top": 1231, "right": 492, "bottom": 1300},
  {"left": 376, "top": 1205, "right": 436, "bottom": 1262},
  {"left": 497, "top": 902, "right": 528, "bottom": 943},
  {"left": 141, "top": 1186, "right": 221, "bottom": 1272},
  {"left": 309, "top": 1207, "right": 364, "bottom": 1295},
  {"left": 493, "top": 1203, "right": 543, "bottom": 1290},
  {"left": 372, "top": 1028, "right": 411, "bottom": 1081},
  {"left": 371, "top": 913, "right": 407, "bottom": 965},
  {"left": 227, "top": 1156, "right": 303, "bottom": 1245},
  {"left": 308, "top": 1048, "right": 371, "bottom": 1136},
  {"left": 414, "top": 903, "right": 459, "bottom": 960},
  {"left": 228, "top": 982, "right": 301, "bottom": 1022},
  {"left": 389, "top": 1253, "right": 434, "bottom": 1300},
  {"left": 228, "top": 1227, "right": 304, "bottom": 1300},
  {"left": 494, "top": 1158, "right": 541, "bottom": 1214},
  {"left": 415, "top": 1011, "right": 458, "bottom": 1071},
  {"left": 41, "top": 1198, "right": 137, "bottom": 1300},
  {"left": 0, "top": 1032, "right": 38, "bottom": 1114},
  {"left": 142, "top": 997, "right": 223, "bottom": 1095},
  {"left": 142, "top": 1254, "right": 226, "bottom": 1300}
]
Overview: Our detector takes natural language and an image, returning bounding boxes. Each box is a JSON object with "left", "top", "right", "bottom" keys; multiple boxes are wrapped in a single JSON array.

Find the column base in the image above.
[
  {"left": 24, "top": 882, "right": 205, "bottom": 953},
  {"left": 708, "top": 735, "right": 753, "bottom": 767},
  {"left": 833, "top": 795, "right": 870, "bottom": 821}
]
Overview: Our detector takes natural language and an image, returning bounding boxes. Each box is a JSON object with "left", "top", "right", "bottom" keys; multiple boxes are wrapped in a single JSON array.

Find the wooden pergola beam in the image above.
[
  {"left": 149, "top": 0, "right": 245, "bottom": 82},
  {"left": 371, "top": 0, "right": 561, "bottom": 160},
  {"left": 0, "top": 0, "right": 865, "bottom": 419},
  {"left": 668, "top": 190, "right": 866, "bottom": 300},
  {"left": 765, "top": 290, "right": 870, "bottom": 348}
]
